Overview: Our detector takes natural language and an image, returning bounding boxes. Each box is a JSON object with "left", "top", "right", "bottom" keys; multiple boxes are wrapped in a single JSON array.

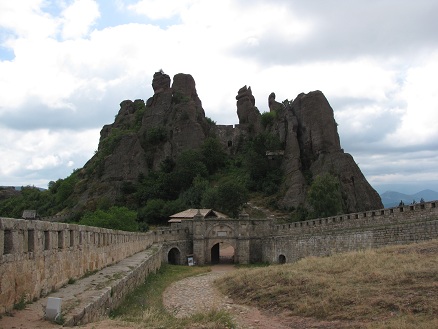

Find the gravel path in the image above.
[
  {"left": 162, "top": 265, "right": 295, "bottom": 329},
  {"left": 163, "top": 265, "right": 234, "bottom": 318}
]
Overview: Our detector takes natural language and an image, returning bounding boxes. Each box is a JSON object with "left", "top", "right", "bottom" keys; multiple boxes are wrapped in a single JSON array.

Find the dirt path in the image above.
[
  {"left": 163, "top": 265, "right": 295, "bottom": 328},
  {"left": 163, "top": 265, "right": 360, "bottom": 329}
]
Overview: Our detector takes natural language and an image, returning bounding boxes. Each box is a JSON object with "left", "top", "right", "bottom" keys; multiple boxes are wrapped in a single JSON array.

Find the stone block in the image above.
[{"left": 46, "top": 297, "right": 62, "bottom": 321}]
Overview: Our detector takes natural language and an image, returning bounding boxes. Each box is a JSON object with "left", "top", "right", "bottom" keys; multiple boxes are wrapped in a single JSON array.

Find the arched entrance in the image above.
[
  {"left": 211, "top": 242, "right": 235, "bottom": 264},
  {"left": 278, "top": 254, "right": 286, "bottom": 264},
  {"left": 168, "top": 247, "right": 181, "bottom": 265}
]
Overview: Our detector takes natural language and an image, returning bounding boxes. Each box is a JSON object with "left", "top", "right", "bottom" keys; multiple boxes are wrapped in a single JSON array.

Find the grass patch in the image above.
[
  {"left": 216, "top": 240, "right": 438, "bottom": 328},
  {"left": 13, "top": 296, "right": 27, "bottom": 310},
  {"left": 82, "top": 269, "right": 98, "bottom": 279},
  {"left": 111, "top": 264, "right": 236, "bottom": 328}
]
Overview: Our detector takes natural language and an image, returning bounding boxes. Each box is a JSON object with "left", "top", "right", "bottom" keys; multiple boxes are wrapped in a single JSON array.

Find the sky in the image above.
[{"left": 1, "top": 0, "right": 438, "bottom": 195}]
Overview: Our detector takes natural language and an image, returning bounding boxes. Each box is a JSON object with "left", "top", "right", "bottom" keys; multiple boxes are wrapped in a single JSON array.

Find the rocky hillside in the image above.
[
  {"left": 267, "top": 90, "right": 382, "bottom": 212},
  {"left": 66, "top": 71, "right": 382, "bottom": 215}
]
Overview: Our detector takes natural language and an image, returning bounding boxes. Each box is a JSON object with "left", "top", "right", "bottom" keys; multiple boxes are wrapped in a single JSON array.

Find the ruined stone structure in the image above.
[{"left": 1, "top": 200, "right": 437, "bottom": 321}]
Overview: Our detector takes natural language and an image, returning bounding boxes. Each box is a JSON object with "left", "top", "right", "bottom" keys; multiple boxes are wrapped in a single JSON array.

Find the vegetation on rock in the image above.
[{"left": 307, "top": 173, "right": 344, "bottom": 218}]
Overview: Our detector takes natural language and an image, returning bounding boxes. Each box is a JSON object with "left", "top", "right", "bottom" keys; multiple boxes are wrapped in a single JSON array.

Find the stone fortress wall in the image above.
[
  {"left": 0, "top": 217, "right": 188, "bottom": 314},
  {"left": 263, "top": 201, "right": 438, "bottom": 263},
  {"left": 1, "top": 200, "right": 437, "bottom": 316}
]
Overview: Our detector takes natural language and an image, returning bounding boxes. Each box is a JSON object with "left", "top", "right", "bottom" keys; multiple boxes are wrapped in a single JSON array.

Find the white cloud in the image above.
[
  {"left": 0, "top": 127, "right": 99, "bottom": 186},
  {"left": 60, "top": 0, "right": 100, "bottom": 39},
  {"left": 128, "top": 0, "right": 196, "bottom": 20},
  {"left": 0, "top": 37, "right": 81, "bottom": 110},
  {"left": 385, "top": 52, "right": 438, "bottom": 145},
  {"left": 0, "top": 0, "right": 437, "bottom": 192},
  {"left": 0, "top": 0, "right": 57, "bottom": 39},
  {"left": 26, "top": 154, "right": 62, "bottom": 170}
]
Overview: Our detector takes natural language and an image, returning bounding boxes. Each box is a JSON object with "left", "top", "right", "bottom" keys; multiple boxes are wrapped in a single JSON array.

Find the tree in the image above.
[
  {"left": 79, "top": 206, "right": 138, "bottom": 231},
  {"left": 200, "top": 137, "right": 227, "bottom": 174},
  {"left": 242, "top": 133, "right": 283, "bottom": 193},
  {"left": 179, "top": 176, "right": 209, "bottom": 208},
  {"left": 137, "top": 198, "right": 185, "bottom": 227},
  {"left": 307, "top": 173, "right": 343, "bottom": 219},
  {"left": 172, "top": 150, "right": 208, "bottom": 191},
  {"left": 202, "top": 181, "right": 248, "bottom": 218},
  {"left": 137, "top": 199, "right": 166, "bottom": 225}
]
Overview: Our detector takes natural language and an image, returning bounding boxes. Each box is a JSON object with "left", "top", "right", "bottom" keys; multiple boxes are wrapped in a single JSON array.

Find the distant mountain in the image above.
[
  {"left": 412, "top": 189, "right": 438, "bottom": 201},
  {"left": 0, "top": 186, "right": 20, "bottom": 200},
  {"left": 380, "top": 189, "right": 438, "bottom": 208},
  {"left": 0, "top": 186, "right": 46, "bottom": 191}
]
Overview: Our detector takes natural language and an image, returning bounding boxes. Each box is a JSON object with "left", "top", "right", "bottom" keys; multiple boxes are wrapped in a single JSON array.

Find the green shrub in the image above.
[
  {"left": 307, "top": 173, "right": 343, "bottom": 218},
  {"left": 145, "top": 126, "right": 167, "bottom": 145},
  {"left": 79, "top": 206, "right": 139, "bottom": 231},
  {"left": 13, "top": 296, "right": 27, "bottom": 310},
  {"left": 172, "top": 91, "right": 190, "bottom": 104},
  {"left": 261, "top": 111, "right": 276, "bottom": 128},
  {"left": 202, "top": 181, "right": 248, "bottom": 218},
  {"left": 205, "top": 116, "right": 216, "bottom": 126}
]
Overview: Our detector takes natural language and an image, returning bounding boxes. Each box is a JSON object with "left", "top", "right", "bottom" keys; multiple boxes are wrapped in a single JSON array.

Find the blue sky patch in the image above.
[{"left": 0, "top": 45, "right": 14, "bottom": 61}]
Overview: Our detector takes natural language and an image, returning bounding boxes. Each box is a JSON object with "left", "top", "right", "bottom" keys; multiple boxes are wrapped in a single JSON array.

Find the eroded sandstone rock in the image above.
[
  {"left": 72, "top": 72, "right": 382, "bottom": 213},
  {"left": 152, "top": 70, "right": 171, "bottom": 94},
  {"left": 268, "top": 92, "right": 283, "bottom": 112}
]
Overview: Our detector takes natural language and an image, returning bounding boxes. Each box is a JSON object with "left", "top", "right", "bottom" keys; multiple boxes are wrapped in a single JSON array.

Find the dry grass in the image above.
[{"left": 216, "top": 240, "right": 438, "bottom": 328}]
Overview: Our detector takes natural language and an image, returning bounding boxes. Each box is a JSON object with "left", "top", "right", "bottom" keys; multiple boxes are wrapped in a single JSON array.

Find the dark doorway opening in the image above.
[
  {"left": 278, "top": 254, "right": 286, "bottom": 264},
  {"left": 211, "top": 243, "right": 220, "bottom": 264},
  {"left": 168, "top": 247, "right": 181, "bottom": 265},
  {"left": 211, "top": 242, "right": 235, "bottom": 264}
]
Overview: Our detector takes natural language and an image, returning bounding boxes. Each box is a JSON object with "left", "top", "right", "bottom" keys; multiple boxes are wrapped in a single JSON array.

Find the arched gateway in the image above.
[
  {"left": 167, "top": 247, "right": 181, "bottom": 264},
  {"left": 167, "top": 209, "right": 267, "bottom": 265},
  {"left": 210, "top": 242, "right": 235, "bottom": 264}
]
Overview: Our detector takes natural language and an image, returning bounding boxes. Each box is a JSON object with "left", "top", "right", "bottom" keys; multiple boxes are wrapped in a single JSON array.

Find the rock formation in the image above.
[
  {"left": 71, "top": 71, "right": 382, "bottom": 213},
  {"left": 221, "top": 86, "right": 382, "bottom": 211},
  {"left": 76, "top": 71, "right": 211, "bottom": 211},
  {"left": 236, "top": 86, "right": 262, "bottom": 133},
  {"left": 264, "top": 90, "right": 382, "bottom": 211},
  {"left": 268, "top": 92, "right": 283, "bottom": 112},
  {"left": 152, "top": 70, "right": 171, "bottom": 94}
]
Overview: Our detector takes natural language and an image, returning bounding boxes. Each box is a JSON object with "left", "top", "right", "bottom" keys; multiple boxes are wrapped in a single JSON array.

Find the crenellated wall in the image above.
[{"left": 263, "top": 201, "right": 438, "bottom": 263}]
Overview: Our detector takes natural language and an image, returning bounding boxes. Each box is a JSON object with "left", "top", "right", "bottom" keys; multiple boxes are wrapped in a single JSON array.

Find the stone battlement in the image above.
[
  {"left": 273, "top": 201, "right": 437, "bottom": 234},
  {"left": 265, "top": 200, "right": 438, "bottom": 263}
]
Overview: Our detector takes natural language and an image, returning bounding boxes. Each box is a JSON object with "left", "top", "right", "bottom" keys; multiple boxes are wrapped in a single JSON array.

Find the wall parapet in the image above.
[
  {"left": 264, "top": 200, "right": 438, "bottom": 264},
  {"left": 0, "top": 217, "right": 154, "bottom": 314},
  {"left": 272, "top": 200, "right": 437, "bottom": 235}
]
